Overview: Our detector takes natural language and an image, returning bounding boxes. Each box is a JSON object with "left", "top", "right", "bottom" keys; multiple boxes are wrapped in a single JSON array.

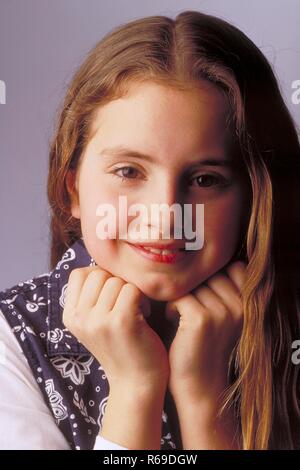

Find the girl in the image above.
[{"left": 0, "top": 10, "right": 300, "bottom": 450}]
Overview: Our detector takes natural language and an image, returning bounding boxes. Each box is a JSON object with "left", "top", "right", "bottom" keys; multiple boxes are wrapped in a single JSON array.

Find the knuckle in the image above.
[
  {"left": 69, "top": 267, "right": 84, "bottom": 282},
  {"left": 198, "top": 285, "right": 210, "bottom": 296},
  {"left": 104, "top": 276, "right": 125, "bottom": 288},
  {"left": 227, "top": 261, "right": 247, "bottom": 278},
  {"left": 87, "top": 268, "right": 110, "bottom": 282},
  {"left": 206, "top": 280, "right": 219, "bottom": 293},
  {"left": 98, "top": 316, "right": 111, "bottom": 332},
  {"left": 110, "top": 311, "right": 128, "bottom": 330},
  {"left": 121, "top": 283, "right": 139, "bottom": 296},
  {"left": 84, "top": 320, "right": 99, "bottom": 339},
  {"left": 207, "top": 273, "right": 224, "bottom": 286}
]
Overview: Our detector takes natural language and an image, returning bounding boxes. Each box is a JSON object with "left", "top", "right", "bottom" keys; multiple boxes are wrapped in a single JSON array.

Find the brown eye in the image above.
[
  {"left": 193, "top": 174, "right": 222, "bottom": 187},
  {"left": 114, "top": 166, "right": 139, "bottom": 180}
]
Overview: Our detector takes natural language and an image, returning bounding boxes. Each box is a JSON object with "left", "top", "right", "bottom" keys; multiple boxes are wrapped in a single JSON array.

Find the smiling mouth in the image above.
[
  {"left": 138, "top": 246, "right": 185, "bottom": 254},
  {"left": 127, "top": 243, "right": 193, "bottom": 264}
]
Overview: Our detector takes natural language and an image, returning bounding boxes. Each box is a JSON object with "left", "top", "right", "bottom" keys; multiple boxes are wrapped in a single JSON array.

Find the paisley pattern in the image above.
[
  {"left": 45, "top": 379, "right": 68, "bottom": 424},
  {"left": 50, "top": 355, "right": 94, "bottom": 385},
  {"left": 0, "top": 238, "right": 178, "bottom": 450}
]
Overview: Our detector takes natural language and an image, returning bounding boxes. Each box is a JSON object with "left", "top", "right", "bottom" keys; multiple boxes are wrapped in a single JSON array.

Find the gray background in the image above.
[{"left": 0, "top": 0, "right": 299, "bottom": 290}]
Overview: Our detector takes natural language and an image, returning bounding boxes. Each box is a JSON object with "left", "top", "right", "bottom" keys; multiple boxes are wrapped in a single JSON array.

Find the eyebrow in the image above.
[{"left": 99, "top": 145, "right": 232, "bottom": 168}]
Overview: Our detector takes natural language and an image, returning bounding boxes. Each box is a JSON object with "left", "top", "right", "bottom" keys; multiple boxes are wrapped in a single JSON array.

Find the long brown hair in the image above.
[{"left": 47, "top": 10, "right": 300, "bottom": 448}]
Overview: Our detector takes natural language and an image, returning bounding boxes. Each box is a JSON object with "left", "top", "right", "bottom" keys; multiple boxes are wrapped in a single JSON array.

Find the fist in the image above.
[
  {"left": 62, "top": 266, "right": 170, "bottom": 390},
  {"left": 166, "top": 261, "right": 246, "bottom": 401}
]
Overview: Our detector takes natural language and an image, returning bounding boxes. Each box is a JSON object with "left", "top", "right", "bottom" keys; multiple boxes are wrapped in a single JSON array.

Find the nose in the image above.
[
  {"left": 143, "top": 175, "right": 184, "bottom": 240},
  {"left": 153, "top": 174, "right": 181, "bottom": 206}
]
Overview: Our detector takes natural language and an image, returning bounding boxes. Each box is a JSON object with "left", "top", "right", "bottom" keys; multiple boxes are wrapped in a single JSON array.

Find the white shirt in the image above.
[{"left": 0, "top": 309, "right": 128, "bottom": 450}]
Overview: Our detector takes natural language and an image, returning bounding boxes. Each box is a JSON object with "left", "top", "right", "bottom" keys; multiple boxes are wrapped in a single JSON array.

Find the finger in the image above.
[
  {"left": 65, "top": 267, "right": 97, "bottom": 308},
  {"left": 169, "top": 293, "right": 206, "bottom": 326},
  {"left": 95, "top": 276, "right": 126, "bottom": 312},
  {"left": 77, "top": 268, "right": 111, "bottom": 310},
  {"left": 205, "top": 273, "right": 242, "bottom": 321},
  {"left": 112, "top": 283, "right": 151, "bottom": 320},
  {"left": 226, "top": 261, "right": 247, "bottom": 292},
  {"left": 193, "top": 285, "right": 224, "bottom": 314}
]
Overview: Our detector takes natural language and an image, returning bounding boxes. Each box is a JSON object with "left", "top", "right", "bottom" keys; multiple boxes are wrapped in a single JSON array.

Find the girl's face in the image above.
[{"left": 67, "top": 81, "right": 248, "bottom": 301}]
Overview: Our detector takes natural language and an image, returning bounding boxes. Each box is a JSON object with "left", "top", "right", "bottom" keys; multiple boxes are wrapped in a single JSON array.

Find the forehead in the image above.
[{"left": 87, "top": 81, "right": 233, "bottom": 159}]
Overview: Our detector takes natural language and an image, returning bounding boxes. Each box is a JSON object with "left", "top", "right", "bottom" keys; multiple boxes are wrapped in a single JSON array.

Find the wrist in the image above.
[
  {"left": 100, "top": 383, "right": 167, "bottom": 450},
  {"left": 169, "top": 377, "right": 227, "bottom": 405},
  {"left": 109, "top": 376, "right": 168, "bottom": 397},
  {"left": 172, "top": 392, "right": 240, "bottom": 450},
  {"left": 108, "top": 381, "right": 167, "bottom": 406}
]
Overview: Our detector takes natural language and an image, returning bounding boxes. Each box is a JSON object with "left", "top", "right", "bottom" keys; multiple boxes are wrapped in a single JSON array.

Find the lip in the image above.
[
  {"left": 127, "top": 242, "right": 193, "bottom": 264},
  {"left": 129, "top": 242, "right": 186, "bottom": 249}
]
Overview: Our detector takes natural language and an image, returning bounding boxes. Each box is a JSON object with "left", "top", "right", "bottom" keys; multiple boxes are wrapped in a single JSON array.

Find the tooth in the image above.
[
  {"left": 142, "top": 247, "right": 179, "bottom": 254},
  {"left": 144, "top": 247, "right": 161, "bottom": 254}
]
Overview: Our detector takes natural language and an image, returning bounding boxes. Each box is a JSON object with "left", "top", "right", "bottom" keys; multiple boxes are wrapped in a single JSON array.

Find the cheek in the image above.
[
  {"left": 205, "top": 189, "right": 245, "bottom": 257},
  {"left": 79, "top": 177, "right": 116, "bottom": 236},
  {"left": 79, "top": 185, "right": 129, "bottom": 270}
]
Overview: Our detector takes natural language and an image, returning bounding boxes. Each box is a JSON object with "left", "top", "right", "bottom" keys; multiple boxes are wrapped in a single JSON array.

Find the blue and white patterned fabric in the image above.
[{"left": 0, "top": 238, "right": 178, "bottom": 450}]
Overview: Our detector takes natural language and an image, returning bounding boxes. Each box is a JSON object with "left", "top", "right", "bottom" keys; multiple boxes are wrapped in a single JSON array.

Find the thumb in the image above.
[{"left": 166, "top": 294, "right": 202, "bottom": 324}]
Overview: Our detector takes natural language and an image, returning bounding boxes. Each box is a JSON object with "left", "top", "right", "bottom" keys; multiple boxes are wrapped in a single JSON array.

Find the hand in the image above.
[
  {"left": 165, "top": 261, "right": 246, "bottom": 402},
  {"left": 63, "top": 266, "right": 170, "bottom": 390}
]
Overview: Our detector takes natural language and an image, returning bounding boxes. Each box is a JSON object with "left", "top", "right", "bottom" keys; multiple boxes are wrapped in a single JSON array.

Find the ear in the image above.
[{"left": 66, "top": 169, "right": 80, "bottom": 219}]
